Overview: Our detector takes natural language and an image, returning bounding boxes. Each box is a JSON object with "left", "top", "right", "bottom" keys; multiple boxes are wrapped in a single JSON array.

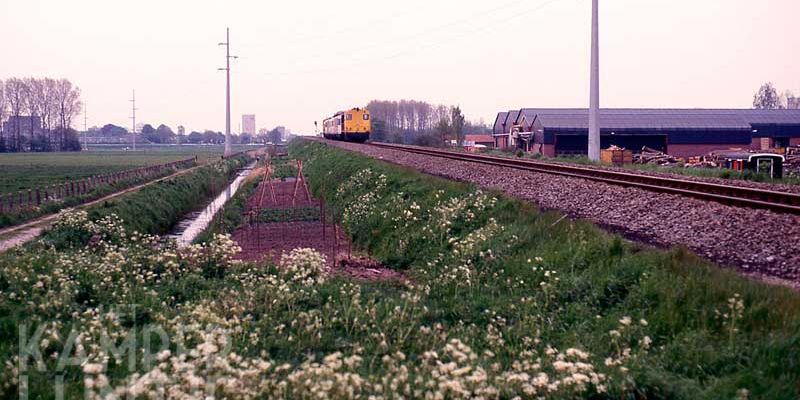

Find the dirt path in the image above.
[{"left": 0, "top": 164, "right": 206, "bottom": 253}]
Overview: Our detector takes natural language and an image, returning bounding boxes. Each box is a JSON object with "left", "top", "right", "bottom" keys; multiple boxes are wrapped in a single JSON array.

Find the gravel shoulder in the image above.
[{"left": 315, "top": 139, "right": 800, "bottom": 288}]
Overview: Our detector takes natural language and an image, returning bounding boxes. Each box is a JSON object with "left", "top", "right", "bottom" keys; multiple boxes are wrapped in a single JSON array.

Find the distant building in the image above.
[
  {"left": 492, "top": 108, "right": 800, "bottom": 158},
  {"left": 2, "top": 116, "right": 45, "bottom": 150},
  {"left": 2, "top": 116, "right": 43, "bottom": 139},
  {"left": 463, "top": 134, "right": 495, "bottom": 148},
  {"left": 242, "top": 114, "right": 256, "bottom": 136}
]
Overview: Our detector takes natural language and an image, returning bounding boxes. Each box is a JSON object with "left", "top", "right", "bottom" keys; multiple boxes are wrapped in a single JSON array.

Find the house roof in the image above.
[
  {"left": 511, "top": 108, "right": 800, "bottom": 132},
  {"left": 505, "top": 110, "right": 520, "bottom": 128},
  {"left": 464, "top": 134, "right": 493, "bottom": 143},
  {"left": 492, "top": 112, "right": 508, "bottom": 134}
]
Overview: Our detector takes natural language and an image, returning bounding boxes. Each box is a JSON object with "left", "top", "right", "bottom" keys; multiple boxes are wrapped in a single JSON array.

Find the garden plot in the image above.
[{"left": 231, "top": 164, "right": 403, "bottom": 282}]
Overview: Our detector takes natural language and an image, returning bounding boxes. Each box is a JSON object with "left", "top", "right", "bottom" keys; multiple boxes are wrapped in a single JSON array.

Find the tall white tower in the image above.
[{"left": 588, "top": 0, "right": 601, "bottom": 161}]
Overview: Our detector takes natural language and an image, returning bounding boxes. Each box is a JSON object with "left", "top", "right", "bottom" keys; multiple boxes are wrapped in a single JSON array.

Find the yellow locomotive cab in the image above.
[{"left": 322, "top": 107, "right": 371, "bottom": 143}]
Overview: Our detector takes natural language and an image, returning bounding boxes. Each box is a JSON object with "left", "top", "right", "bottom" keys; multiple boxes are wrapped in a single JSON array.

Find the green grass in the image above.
[
  {"left": 83, "top": 155, "right": 249, "bottom": 235},
  {"left": 193, "top": 174, "right": 261, "bottom": 244},
  {"left": 0, "top": 144, "right": 252, "bottom": 195},
  {"left": 0, "top": 140, "right": 798, "bottom": 398},
  {"left": 258, "top": 207, "right": 320, "bottom": 223},
  {"left": 291, "top": 140, "right": 800, "bottom": 398}
]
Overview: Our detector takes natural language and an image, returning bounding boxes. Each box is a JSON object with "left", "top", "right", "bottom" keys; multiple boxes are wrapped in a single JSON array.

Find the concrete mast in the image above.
[
  {"left": 588, "top": 0, "right": 600, "bottom": 161},
  {"left": 219, "top": 27, "right": 236, "bottom": 157}
]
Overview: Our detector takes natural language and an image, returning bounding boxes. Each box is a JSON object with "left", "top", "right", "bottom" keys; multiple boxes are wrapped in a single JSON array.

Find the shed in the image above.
[{"left": 714, "top": 151, "right": 785, "bottom": 179}]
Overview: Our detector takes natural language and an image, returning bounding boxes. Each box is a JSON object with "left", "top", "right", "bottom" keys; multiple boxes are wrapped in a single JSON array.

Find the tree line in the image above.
[
  {"left": 366, "top": 99, "right": 489, "bottom": 146},
  {"left": 94, "top": 123, "right": 287, "bottom": 145},
  {"left": 0, "top": 77, "right": 83, "bottom": 152},
  {"left": 753, "top": 82, "right": 800, "bottom": 110}
]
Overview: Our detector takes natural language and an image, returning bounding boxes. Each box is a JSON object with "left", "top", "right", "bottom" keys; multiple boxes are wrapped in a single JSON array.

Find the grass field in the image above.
[
  {"left": 1, "top": 141, "right": 798, "bottom": 398},
  {"left": 0, "top": 144, "right": 253, "bottom": 195}
]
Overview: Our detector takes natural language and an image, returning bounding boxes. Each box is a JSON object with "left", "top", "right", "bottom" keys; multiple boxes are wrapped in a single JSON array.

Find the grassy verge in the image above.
[
  {"left": 0, "top": 140, "right": 797, "bottom": 398},
  {"left": 291, "top": 140, "right": 800, "bottom": 398},
  {"left": 193, "top": 173, "right": 260, "bottom": 244},
  {"left": 0, "top": 164, "right": 196, "bottom": 230},
  {"left": 81, "top": 156, "right": 248, "bottom": 236}
]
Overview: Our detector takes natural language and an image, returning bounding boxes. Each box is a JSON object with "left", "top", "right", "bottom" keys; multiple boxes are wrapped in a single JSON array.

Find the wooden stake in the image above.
[{"left": 292, "top": 160, "right": 311, "bottom": 206}]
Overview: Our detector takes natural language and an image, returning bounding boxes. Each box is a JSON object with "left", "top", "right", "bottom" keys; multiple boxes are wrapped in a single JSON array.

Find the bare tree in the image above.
[
  {"left": 753, "top": 82, "right": 783, "bottom": 110},
  {"left": 24, "top": 78, "right": 45, "bottom": 150},
  {"left": 417, "top": 101, "right": 431, "bottom": 132},
  {"left": 0, "top": 80, "right": 6, "bottom": 150},
  {"left": 785, "top": 90, "right": 800, "bottom": 110},
  {"left": 38, "top": 78, "right": 57, "bottom": 136},
  {"left": 451, "top": 106, "right": 466, "bottom": 146},
  {"left": 366, "top": 99, "right": 479, "bottom": 145},
  {"left": 4, "top": 78, "right": 27, "bottom": 151},
  {"left": 54, "top": 78, "right": 82, "bottom": 149}
]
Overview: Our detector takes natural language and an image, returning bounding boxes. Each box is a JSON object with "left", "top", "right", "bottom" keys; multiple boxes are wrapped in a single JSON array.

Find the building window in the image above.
[
  {"left": 346, "top": 114, "right": 353, "bottom": 120},
  {"left": 363, "top": 114, "right": 370, "bottom": 120}
]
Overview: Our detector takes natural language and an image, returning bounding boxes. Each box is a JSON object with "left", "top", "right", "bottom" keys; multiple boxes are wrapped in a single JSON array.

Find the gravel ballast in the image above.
[{"left": 314, "top": 139, "right": 800, "bottom": 287}]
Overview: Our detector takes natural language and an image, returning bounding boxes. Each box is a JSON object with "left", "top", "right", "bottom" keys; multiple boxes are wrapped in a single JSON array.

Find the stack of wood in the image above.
[
  {"left": 684, "top": 155, "right": 718, "bottom": 169},
  {"left": 785, "top": 147, "right": 800, "bottom": 177},
  {"left": 601, "top": 145, "right": 633, "bottom": 166},
  {"left": 634, "top": 147, "right": 682, "bottom": 166}
]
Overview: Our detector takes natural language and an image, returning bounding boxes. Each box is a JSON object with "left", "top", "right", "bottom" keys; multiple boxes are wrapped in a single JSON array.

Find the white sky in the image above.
[{"left": 2, "top": 0, "right": 798, "bottom": 134}]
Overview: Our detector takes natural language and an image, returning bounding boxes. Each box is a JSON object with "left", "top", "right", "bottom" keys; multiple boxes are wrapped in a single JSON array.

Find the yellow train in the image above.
[{"left": 322, "top": 107, "right": 371, "bottom": 143}]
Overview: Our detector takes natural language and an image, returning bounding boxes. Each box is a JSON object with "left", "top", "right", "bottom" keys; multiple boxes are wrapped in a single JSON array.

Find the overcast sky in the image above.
[{"left": 2, "top": 0, "right": 798, "bottom": 134}]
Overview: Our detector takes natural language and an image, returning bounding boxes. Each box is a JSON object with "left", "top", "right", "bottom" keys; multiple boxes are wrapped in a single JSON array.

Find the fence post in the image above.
[
  {"left": 36, "top": 188, "right": 41, "bottom": 205},
  {"left": 0, "top": 194, "right": 4, "bottom": 213}
]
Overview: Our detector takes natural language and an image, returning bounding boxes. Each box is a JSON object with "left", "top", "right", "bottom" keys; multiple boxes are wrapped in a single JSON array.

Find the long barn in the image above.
[{"left": 492, "top": 108, "right": 800, "bottom": 158}]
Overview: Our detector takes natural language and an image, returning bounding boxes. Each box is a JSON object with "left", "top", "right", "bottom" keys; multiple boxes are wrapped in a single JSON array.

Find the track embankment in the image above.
[{"left": 313, "top": 139, "right": 800, "bottom": 287}]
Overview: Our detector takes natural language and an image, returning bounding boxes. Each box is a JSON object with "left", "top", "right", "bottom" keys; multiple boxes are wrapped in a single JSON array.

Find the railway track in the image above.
[{"left": 368, "top": 142, "right": 800, "bottom": 215}]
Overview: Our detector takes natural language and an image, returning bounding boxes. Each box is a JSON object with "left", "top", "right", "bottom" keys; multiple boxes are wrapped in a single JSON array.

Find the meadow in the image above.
[
  {"left": 0, "top": 144, "right": 252, "bottom": 195},
  {"left": 0, "top": 140, "right": 798, "bottom": 399}
]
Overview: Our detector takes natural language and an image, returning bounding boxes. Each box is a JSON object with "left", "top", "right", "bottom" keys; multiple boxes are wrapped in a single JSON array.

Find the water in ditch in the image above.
[{"left": 167, "top": 161, "right": 257, "bottom": 247}]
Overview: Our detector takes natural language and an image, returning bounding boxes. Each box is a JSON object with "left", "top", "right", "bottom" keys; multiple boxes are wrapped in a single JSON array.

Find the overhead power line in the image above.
[
  {"left": 262, "top": 0, "right": 567, "bottom": 77},
  {"left": 130, "top": 90, "right": 137, "bottom": 151},
  {"left": 263, "top": 0, "right": 533, "bottom": 67},
  {"left": 219, "top": 27, "right": 238, "bottom": 157}
]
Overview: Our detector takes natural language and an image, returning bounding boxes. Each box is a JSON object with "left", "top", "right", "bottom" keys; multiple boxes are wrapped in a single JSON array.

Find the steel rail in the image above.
[{"left": 368, "top": 142, "right": 800, "bottom": 215}]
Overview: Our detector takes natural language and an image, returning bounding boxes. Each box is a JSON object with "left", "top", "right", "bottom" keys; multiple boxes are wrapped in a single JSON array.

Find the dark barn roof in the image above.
[
  {"left": 493, "top": 112, "right": 509, "bottom": 135},
  {"left": 507, "top": 108, "right": 800, "bottom": 146},
  {"left": 505, "top": 110, "right": 520, "bottom": 131},
  {"left": 517, "top": 108, "right": 758, "bottom": 131}
]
